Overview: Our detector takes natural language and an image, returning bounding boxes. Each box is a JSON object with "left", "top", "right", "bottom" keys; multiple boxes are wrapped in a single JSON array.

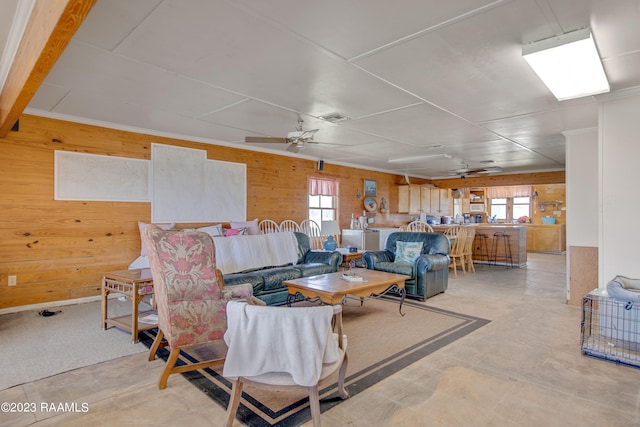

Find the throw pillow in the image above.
[
  {"left": 197, "top": 224, "right": 224, "bottom": 237},
  {"left": 224, "top": 228, "right": 240, "bottom": 237},
  {"left": 229, "top": 218, "right": 260, "bottom": 235},
  {"left": 394, "top": 241, "right": 423, "bottom": 264},
  {"left": 138, "top": 221, "right": 175, "bottom": 256}
]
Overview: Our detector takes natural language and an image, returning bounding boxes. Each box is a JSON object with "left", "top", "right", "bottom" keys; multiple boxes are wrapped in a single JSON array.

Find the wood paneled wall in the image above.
[
  {"left": 0, "top": 115, "right": 566, "bottom": 309},
  {"left": 531, "top": 183, "right": 566, "bottom": 225},
  {"left": 0, "top": 115, "right": 405, "bottom": 308}
]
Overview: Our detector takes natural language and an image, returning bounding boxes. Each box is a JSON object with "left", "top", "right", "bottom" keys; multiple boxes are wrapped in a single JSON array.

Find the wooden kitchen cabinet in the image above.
[
  {"left": 420, "top": 186, "right": 432, "bottom": 213},
  {"left": 398, "top": 185, "right": 450, "bottom": 215},
  {"left": 398, "top": 185, "right": 421, "bottom": 213},
  {"left": 527, "top": 224, "right": 566, "bottom": 253},
  {"left": 431, "top": 188, "right": 450, "bottom": 215},
  {"left": 398, "top": 185, "right": 409, "bottom": 213}
]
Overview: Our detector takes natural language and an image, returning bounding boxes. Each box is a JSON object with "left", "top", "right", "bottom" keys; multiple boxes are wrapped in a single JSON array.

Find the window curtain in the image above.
[
  {"left": 309, "top": 177, "right": 338, "bottom": 196},
  {"left": 486, "top": 185, "right": 532, "bottom": 199}
]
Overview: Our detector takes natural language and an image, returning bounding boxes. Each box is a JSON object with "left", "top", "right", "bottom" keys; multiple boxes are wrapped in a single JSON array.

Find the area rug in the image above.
[{"left": 139, "top": 297, "right": 489, "bottom": 426}]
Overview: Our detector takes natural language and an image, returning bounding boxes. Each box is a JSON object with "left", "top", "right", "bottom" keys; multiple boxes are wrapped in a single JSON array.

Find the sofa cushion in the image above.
[
  {"left": 394, "top": 241, "right": 423, "bottom": 264},
  {"left": 223, "top": 273, "right": 265, "bottom": 293},
  {"left": 295, "top": 263, "right": 335, "bottom": 277},
  {"left": 374, "top": 261, "right": 414, "bottom": 277},
  {"left": 254, "top": 266, "right": 302, "bottom": 291}
]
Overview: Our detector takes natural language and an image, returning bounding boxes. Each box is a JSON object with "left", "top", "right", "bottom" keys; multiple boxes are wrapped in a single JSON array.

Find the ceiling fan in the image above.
[
  {"left": 245, "top": 117, "right": 321, "bottom": 153},
  {"left": 448, "top": 163, "right": 502, "bottom": 178}
]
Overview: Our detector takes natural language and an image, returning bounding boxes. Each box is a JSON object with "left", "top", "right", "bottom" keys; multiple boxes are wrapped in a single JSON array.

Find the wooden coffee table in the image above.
[{"left": 284, "top": 268, "right": 409, "bottom": 316}]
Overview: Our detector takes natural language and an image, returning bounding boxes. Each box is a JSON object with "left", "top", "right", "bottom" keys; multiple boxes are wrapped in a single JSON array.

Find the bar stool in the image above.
[
  {"left": 473, "top": 233, "right": 490, "bottom": 264},
  {"left": 491, "top": 232, "right": 513, "bottom": 268}
]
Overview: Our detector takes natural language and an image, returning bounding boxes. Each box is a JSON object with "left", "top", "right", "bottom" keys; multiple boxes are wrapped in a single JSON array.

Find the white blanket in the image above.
[
  {"left": 223, "top": 301, "right": 338, "bottom": 387},
  {"left": 129, "top": 231, "right": 300, "bottom": 274},
  {"left": 212, "top": 231, "right": 299, "bottom": 275}
]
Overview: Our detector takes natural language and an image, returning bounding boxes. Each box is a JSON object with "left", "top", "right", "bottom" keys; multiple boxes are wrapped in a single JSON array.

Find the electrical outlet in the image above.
[{"left": 8, "top": 275, "right": 17, "bottom": 286}]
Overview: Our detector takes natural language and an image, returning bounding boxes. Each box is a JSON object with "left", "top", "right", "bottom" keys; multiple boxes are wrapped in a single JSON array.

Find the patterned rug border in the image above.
[{"left": 140, "top": 298, "right": 490, "bottom": 426}]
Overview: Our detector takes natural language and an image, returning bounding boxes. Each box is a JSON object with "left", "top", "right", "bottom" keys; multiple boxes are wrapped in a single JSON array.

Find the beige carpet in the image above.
[
  {"left": 140, "top": 297, "right": 489, "bottom": 426},
  {"left": 0, "top": 299, "right": 149, "bottom": 391}
]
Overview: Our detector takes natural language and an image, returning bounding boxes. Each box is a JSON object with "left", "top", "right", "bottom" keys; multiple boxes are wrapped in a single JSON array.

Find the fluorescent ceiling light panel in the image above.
[
  {"left": 388, "top": 153, "right": 451, "bottom": 163},
  {"left": 523, "top": 28, "right": 609, "bottom": 101}
]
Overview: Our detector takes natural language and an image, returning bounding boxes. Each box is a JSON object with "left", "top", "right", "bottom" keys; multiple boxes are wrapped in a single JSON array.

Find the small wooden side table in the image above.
[
  {"left": 340, "top": 251, "right": 364, "bottom": 270},
  {"left": 102, "top": 268, "right": 156, "bottom": 343}
]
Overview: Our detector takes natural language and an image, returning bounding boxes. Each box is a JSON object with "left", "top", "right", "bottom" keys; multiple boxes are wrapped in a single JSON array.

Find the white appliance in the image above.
[
  {"left": 341, "top": 229, "right": 380, "bottom": 251},
  {"left": 369, "top": 227, "right": 401, "bottom": 250},
  {"left": 470, "top": 204, "right": 484, "bottom": 212}
]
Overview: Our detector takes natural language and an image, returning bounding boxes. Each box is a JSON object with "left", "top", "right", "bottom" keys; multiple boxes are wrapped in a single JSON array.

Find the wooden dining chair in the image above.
[
  {"left": 300, "top": 219, "right": 323, "bottom": 249},
  {"left": 406, "top": 220, "right": 434, "bottom": 232},
  {"left": 449, "top": 227, "right": 468, "bottom": 278},
  {"left": 462, "top": 227, "right": 476, "bottom": 274},
  {"left": 444, "top": 225, "right": 461, "bottom": 238},
  {"left": 223, "top": 302, "right": 349, "bottom": 427},
  {"left": 279, "top": 219, "right": 301, "bottom": 232},
  {"left": 259, "top": 219, "right": 280, "bottom": 234}
]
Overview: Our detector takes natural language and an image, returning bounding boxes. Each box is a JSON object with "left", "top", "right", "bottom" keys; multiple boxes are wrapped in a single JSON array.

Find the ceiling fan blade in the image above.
[
  {"left": 245, "top": 136, "right": 288, "bottom": 144},
  {"left": 299, "top": 129, "right": 319, "bottom": 139}
]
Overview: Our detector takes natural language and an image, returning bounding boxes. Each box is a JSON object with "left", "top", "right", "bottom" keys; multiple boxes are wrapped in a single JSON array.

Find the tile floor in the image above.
[{"left": 2, "top": 254, "right": 640, "bottom": 426}]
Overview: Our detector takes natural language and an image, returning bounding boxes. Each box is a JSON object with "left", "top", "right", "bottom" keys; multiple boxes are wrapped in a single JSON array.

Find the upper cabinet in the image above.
[
  {"left": 398, "top": 185, "right": 450, "bottom": 215},
  {"left": 465, "top": 187, "right": 486, "bottom": 214}
]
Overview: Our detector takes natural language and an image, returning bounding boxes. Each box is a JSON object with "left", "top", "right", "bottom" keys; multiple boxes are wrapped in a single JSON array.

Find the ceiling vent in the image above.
[{"left": 319, "top": 112, "right": 351, "bottom": 123}]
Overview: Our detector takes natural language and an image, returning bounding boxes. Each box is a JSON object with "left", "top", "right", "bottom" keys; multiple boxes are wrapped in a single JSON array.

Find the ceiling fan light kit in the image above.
[{"left": 522, "top": 27, "right": 609, "bottom": 101}]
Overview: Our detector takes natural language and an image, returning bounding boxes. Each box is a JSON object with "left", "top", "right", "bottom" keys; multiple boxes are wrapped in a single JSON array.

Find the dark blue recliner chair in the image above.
[{"left": 362, "top": 231, "right": 450, "bottom": 300}]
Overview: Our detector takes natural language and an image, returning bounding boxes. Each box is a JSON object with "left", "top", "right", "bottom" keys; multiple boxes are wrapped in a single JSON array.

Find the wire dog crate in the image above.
[{"left": 581, "top": 289, "right": 640, "bottom": 368}]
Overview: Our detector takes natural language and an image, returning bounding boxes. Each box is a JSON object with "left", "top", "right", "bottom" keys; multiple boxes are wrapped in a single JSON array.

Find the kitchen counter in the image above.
[{"left": 432, "top": 224, "right": 527, "bottom": 267}]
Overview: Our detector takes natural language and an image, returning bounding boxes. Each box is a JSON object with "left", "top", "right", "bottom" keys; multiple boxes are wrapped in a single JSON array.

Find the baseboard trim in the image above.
[{"left": 0, "top": 295, "right": 103, "bottom": 315}]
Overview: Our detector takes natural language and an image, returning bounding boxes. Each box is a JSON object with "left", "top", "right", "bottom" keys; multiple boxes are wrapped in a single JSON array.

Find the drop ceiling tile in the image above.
[
  {"left": 480, "top": 101, "right": 597, "bottom": 143},
  {"left": 343, "top": 103, "right": 498, "bottom": 147},
  {"left": 28, "top": 83, "right": 70, "bottom": 111},
  {"left": 353, "top": 1, "right": 564, "bottom": 123},
  {"left": 551, "top": 0, "right": 640, "bottom": 58},
  {"left": 604, "top": 52, "right": 640, "bottom": 91},
  {"left": 74, "top": 0, "right": 162, "bottom": 51},
  {"left": 113, "top": 0, "right": 420, "bottom": 119},
  {"left": 50, "top": 89, "right": 250, "bottom": 144},
  {"left": 39, "top": 42, "right": 247, "bottom": 119},
  {"left": 231, "top": 0, "right": 499, "bottom": 60}
]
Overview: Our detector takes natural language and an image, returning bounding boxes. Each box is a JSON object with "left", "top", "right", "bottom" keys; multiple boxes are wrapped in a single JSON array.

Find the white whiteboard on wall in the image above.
[
  {"left": 151, "top": 143, "right": 246, "bottom": 222},
  {"left": 54, "top": 151, "right": 149, "bottom": 202}
]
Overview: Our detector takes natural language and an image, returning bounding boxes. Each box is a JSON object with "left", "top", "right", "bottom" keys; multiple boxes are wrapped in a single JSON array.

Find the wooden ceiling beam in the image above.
[
  {"left": 432, "top": 171, "right": 565, "bottom": 189},
  {"left": 0, "top": 0, "right": 95, "bottom": 137}
]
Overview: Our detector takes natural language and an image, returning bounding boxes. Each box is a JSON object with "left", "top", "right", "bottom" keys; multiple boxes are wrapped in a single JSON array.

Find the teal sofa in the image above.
[{"left": 223, "top": 232, "right": 342, "bottom": 305}]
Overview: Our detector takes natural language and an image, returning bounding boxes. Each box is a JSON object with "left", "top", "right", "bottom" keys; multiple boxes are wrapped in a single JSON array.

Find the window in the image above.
[
  {"left": 490, "top": 198, "right": 507, "bottom": 221},
  {"left": 512, "top": 197, "right": 531, "bottom": 220},
  {"left": 489, "top": 197, "right": 531, "bottom": 222},
  {"left": 308, "top": 177, "right": 338, "bottom": 224}
]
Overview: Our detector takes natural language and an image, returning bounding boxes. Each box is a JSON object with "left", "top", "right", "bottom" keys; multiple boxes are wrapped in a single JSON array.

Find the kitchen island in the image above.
[{"left": 432, "top": 224, "right": 527, "bottom": 267}]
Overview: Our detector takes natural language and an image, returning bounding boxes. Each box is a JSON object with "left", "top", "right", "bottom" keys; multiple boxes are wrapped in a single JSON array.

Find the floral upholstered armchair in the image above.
[{"left": 142, "top": 225, "right": 254, "bottom": 389}]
